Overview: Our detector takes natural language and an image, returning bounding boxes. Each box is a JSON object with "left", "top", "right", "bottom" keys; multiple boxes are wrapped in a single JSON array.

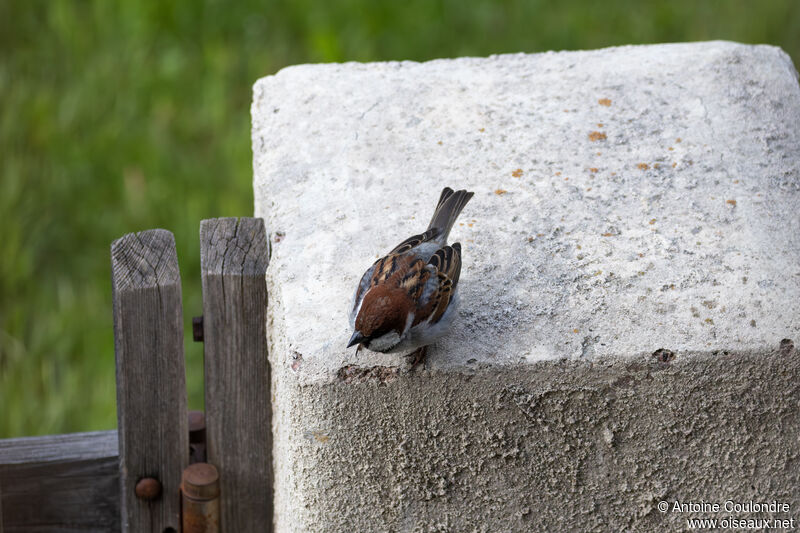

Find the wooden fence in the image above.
[{"left": 0, "top": 218, "right": 273, "bottom": 533}]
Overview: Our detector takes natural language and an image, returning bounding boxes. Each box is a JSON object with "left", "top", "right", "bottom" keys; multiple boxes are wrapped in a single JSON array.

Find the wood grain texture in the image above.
[
  {"left": 111, "top": 229, "right": 188, "bottom": 532},
  {"left": 200, "top": 218, "right": 272, "bottom": 532},
  {"left": 0, "top": 431, "right": 119, "bottom": 532}
]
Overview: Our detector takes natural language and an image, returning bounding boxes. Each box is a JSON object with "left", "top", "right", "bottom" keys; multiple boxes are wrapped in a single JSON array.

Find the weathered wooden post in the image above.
[
  {"left": 111, "top": 229, "right": 189, "bottom": 532},
  {"left": 199, "top": 218, "right": 272, "bottom": 532}
]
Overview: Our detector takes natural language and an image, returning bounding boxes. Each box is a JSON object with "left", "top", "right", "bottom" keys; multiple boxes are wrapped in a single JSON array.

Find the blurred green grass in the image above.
[{"left": 1, "top": 0, "right": 798, "bottom": 437}]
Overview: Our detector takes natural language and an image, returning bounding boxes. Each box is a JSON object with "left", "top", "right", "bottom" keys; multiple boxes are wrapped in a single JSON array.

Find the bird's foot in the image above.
[{"left": 407, "top": 345, "right": 428, "bottom": 372}]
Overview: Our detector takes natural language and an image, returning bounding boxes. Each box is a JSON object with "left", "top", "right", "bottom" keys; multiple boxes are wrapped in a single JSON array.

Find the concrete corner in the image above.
[{"left": 252, "top": 41, "right": 800, "bottom": 531}]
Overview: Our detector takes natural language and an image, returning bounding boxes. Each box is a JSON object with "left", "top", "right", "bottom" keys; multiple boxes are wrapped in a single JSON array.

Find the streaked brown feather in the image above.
[
  {"left": 400, "top": 260, "right": 430, "bottom": 301},
  {"left": 370, "top": 255, "right": 401, "bottom": 287}
]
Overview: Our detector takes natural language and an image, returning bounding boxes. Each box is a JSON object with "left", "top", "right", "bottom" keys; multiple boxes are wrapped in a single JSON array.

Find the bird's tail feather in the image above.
[{"left": 427, "top": 187, "right": 474, "bottom": 242}]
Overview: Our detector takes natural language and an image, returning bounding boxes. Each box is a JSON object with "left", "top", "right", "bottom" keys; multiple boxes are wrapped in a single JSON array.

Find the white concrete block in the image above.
[{"left": 252, "top": 42, "right": 800, "bottom": 532}]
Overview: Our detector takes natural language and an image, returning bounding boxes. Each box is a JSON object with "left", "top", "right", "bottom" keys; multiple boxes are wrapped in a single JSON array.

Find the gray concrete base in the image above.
[
  {"left": 252, "top": 41, "right": 800, "bottom": 532},
  {"left": 274, "top": 349, "right": 798, "bottom": 531}
]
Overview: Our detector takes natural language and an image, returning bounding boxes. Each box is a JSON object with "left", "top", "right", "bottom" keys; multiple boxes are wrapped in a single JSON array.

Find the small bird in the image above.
[{"left": 348, "top": 187, "right": 474, "bottom": 367}]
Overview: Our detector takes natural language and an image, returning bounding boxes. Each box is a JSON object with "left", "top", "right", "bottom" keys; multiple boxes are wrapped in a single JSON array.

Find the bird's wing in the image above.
[
  {"left": 388, "top": 228, "right": 441, "bottom": 255},
  {"left": 414, "top": 243, "right": 462, "bottom": 325}
]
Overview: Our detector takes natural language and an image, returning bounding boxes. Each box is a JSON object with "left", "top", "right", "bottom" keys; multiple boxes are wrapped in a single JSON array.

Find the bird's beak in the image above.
[{"left": 347, "top": 330, "right": 365, "bottom": 348}]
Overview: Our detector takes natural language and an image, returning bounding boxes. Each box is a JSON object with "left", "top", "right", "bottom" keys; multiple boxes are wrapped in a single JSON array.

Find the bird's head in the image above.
[{"left": 348, "top": 285, "right": 414, "bottom": 352}]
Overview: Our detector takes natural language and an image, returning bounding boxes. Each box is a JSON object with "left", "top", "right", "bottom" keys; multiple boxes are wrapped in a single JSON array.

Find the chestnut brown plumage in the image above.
[{"left": 348, "top": 187, "right": 473, "bottom": 365}]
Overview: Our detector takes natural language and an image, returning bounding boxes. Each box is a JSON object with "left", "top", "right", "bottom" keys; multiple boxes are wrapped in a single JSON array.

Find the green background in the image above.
[{"left": 1, "top": 1, "right": 798, "bottom": 437}]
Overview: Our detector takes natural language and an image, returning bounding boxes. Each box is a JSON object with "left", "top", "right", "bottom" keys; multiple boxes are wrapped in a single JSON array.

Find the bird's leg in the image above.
[{"left": 408, "top": 345, "right": 428, "bottom": 371}]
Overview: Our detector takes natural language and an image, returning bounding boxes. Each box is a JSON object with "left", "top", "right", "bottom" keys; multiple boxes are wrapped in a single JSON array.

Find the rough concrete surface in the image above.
[{"left": 252, "top": 42, "right": 800, "bottom": 532}]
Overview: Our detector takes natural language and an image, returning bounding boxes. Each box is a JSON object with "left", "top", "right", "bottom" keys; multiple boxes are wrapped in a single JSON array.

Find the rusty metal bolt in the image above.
[
  {"left": 192, "top": 316, "right": 204, "bottom": 342},
  {"left": 188, "top": 410, "right": 206, "bottom": 444},
  {"left": 182, "top": 463, "right": 220, "bottom": 532},
  {"left": 135, "top": 477, "right": 162, "bottom": 500},
  {"left": 189, "top": 410, "right": 207, "bottom": 464}
]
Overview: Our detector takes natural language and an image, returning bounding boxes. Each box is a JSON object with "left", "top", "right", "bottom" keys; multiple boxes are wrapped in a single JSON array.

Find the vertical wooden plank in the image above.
[
  {"left": 200, "top": 218, "right": 272, "bottom": 532},
  {"left": 111, "top": 229, "right": 188, "bottom": 532}
]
